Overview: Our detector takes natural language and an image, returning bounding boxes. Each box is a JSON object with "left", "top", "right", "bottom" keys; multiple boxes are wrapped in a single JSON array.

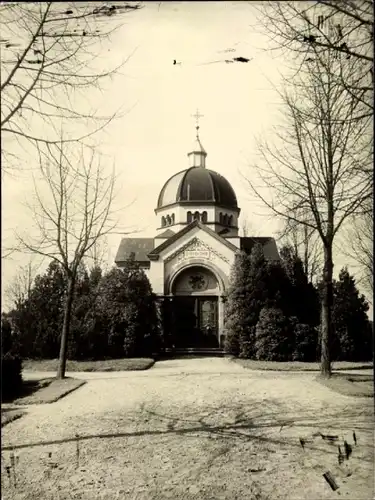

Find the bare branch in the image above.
[
  {"left": 242, "top": 30, "right": 372, "bottom": 377},
  {"left": 12, "top": 137, "right": 137, "bottom": 378},
  {"left": 4, "top": 258, "right": 40, "bottom": 310},
  {"left": 1, "top": 2, "right": 142, "bottom": 173},
  {"left": 254, "top": 1, "right": 373, "bottom": 119}
]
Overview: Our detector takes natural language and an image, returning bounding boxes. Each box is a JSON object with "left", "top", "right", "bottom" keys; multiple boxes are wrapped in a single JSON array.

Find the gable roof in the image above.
[
  {"left": 239, "top": 237, "right": 280, "bottom": 261},
  {"left": 148, "top": 219, "right": 238, "bottom": 260},
  {"left": 114, "top": 231, "right": 280, "bottom": 265},
  {"left": 115, "top": 238, "right": 154, "bottom": 263},
  {"left": 155, "top": 229, "right": 175, "bottom": 238}
]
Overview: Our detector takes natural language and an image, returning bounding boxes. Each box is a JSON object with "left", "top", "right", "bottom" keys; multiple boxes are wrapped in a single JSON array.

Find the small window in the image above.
[
  {"left": 201, "top": 211, "right": 208, "bottom": 223},
  {"left": 166, "top": 215, "right": 171, "bottom": 225},
  {"left": 194, "top": 211, "right": 200, "bottom": 221},
  {"left": 161, "top": 216, "right": 166, "bottom": 227},
  {"left": 187, "top": 211, "right": 192, "bottom": 223},
  {"left": 219, "top": 212, "right": 223, "bottom": 224},
  {"left": 171, "top": 213, "right": 175, "bottom": 224},
  {"left": 223, "top": 214, "right": 228, "bottom": 225},
  {"left": 228, "top": 215, "right": 233, "bottom": 226}
]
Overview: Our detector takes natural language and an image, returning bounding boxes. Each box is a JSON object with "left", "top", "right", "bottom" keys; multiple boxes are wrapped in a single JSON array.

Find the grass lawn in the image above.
[
  {"left": 317, "top": 372, "right": 374, "bottom": 398},
  {"left": 22, "top": 357, "right": 155, "bottom": 372},
  {"left": 1, "top": 408, "right": 26, "bottom": 427},
  {"left": 233, "top": 358, "right": 373, "bottom": 372},
  {"left": 12, "top": 377, "right": 86, "bottom": 405},
  {"left": 1, "top": 378, "right": 86, "bottom": 423}
]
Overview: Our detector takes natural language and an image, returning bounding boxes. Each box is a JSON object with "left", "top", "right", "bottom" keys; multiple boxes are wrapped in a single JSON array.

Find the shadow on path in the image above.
[{"left": 2, "top": 401, "right": 372, "bottom": 467}]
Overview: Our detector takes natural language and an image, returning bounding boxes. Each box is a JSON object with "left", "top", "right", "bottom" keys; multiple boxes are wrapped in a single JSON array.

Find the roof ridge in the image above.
[{"left": 148, "top": 220, "right": 238, "bottom": 259}]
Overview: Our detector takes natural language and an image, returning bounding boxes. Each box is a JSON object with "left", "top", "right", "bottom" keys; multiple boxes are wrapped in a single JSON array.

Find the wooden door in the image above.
[{"left": 198, "top": 298, "right": 219, "bottom": 347}]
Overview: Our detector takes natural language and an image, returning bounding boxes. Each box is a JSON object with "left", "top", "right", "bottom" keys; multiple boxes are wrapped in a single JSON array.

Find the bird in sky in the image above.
[{"left": 233, "top": 56, "right": 251, "bottom": 63}]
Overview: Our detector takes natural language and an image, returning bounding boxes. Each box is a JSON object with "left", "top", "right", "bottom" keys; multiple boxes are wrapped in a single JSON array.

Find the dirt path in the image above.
[{"left": 2, "top": 358, "right": 373, "bottom": 499}]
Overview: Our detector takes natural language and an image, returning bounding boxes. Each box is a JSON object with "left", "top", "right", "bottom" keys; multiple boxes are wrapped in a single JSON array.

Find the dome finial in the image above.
[
  {"left": 192, "top": 109, "right": 204, "bottom": 133},
  {"left": 188, "top": 109, "right": 207, "bottom": 167}
]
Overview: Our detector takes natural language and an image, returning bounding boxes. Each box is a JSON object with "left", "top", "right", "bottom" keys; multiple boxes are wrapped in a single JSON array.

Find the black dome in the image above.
[{"left": 157, "top": 167, "right": 238, "bottom": 210}]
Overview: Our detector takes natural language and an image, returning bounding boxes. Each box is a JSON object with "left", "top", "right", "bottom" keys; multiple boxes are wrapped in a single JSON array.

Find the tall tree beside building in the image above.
[
  {"left": 332, "top": 267, "right": 372, "bottom": 361},
  {"left": 96, "top": 258, "right": 160, "bottom": 358},
  {"left": 254, "top": 307, "right": 293, "bottom": 361},
  {"left": 15, "top": 141, "right": 120, "bottom": 378},
  {"left": 224, "top": 245, "right": 272, "bottom": 358},
  {"left": 244, "top": 41, "right": 371, "bottom": 376},
  {"left": 224, "top": 251, "right": 252, "bottom": 356},
  {"left": 279, "top": 245, "right": 320, "bottom": 326},
  {"left": 8, "top": 260, "right": 66, "bottom": 359},
  {"left": 68, "top": 263, "right": 106, "bottom": 360}
]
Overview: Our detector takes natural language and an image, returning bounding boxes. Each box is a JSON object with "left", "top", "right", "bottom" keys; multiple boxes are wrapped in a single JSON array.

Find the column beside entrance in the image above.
[{"left": 218, "top": 295, "right": 229, "bottom": 348}]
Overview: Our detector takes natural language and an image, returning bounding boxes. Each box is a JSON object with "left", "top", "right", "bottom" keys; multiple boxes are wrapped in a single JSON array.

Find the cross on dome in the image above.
[
  {"left": 188, "top": 109, "right": 207, "bottom": 168},
  {"left": 191, "top": 109, "right": 204, "bottom": 135}
]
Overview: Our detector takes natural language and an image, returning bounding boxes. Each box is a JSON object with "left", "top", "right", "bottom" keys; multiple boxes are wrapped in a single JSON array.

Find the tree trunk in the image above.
[
  {"left": 303, "top": 225, "right": 309, "bottom": 278},
  {"left": 57, "top": 276, "right": 75, "bottom": 379},
  {"left": 320, "top": 244, "right": 334, "bottom": 378}
]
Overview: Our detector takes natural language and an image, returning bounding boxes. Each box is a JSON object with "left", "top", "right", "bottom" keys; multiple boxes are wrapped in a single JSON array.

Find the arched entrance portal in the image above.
[{"left": 170, "top": 266, "right": 220, "bottom": 348}]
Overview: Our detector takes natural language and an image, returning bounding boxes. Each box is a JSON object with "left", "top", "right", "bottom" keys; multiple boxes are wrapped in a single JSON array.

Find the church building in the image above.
[{"left": 115, "top": 119, "right": 279, "bottom": 350}]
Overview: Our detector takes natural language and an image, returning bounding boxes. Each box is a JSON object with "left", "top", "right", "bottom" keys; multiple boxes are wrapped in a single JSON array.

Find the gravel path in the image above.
[{"left": 2, "top": 358, "right": 373, "bottom": 500}]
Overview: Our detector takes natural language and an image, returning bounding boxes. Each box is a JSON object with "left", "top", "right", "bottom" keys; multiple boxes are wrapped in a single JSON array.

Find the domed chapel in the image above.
[{"left": 115, "top": 114, "right": 280, "bottom": 350}]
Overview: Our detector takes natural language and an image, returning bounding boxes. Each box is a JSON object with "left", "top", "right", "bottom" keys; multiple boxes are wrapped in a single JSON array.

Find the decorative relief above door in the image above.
[
  {"left": 188, "top": 274, "right": 208, "bottom": 291},
  {"left": 165, "top": 237, "right": 229, "bottom": 264}
]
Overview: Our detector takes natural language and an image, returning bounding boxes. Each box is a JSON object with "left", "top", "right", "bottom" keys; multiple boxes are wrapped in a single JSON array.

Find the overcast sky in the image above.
[{"left": 2, "top": 1, "right": 370, "bottom": 313}]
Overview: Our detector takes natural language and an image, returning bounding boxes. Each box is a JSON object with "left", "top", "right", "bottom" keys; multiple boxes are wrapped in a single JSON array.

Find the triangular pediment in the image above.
[
  {"left": 164, "top": 236, "right": 230, "bottom": 264},
  {"left": 148, "top": 220, "right": 237, "bottom": 261}
]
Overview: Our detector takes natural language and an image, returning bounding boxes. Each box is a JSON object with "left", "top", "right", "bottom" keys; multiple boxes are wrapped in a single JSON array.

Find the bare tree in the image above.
[
  {"left": 4, "top": 259, "right": 39, "bottom": 310},
  {"left": 240, "top": 215, "right": 260, "bottom": 237},
  {"left": 1, "top": 2, "right": 141, "bottom": 173},
  {"left": 279, "top": 210, "right": 323, "bottom": 284},
  {"left": 343, "top": 208, "right": 373, "bottom": 298},
  {"left": 244, "top": 46, "right": 372, "bottom": 377},
  {"left": 85, "top": 235, "right": 110, "bottom": 271},
  {"left": 2, "top": 244, "right": 18, "bottom": 260},
  {"left": 256, "top": 1, "right": 373, "bottom": 119},
  {"left": 15, "top": 140, "right": 130, "bottom": 379}
]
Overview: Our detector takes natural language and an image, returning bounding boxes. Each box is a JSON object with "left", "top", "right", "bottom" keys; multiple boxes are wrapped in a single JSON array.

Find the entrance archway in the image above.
[{"left": 169, "top": 266, "right": 220, "bottom": 348}]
